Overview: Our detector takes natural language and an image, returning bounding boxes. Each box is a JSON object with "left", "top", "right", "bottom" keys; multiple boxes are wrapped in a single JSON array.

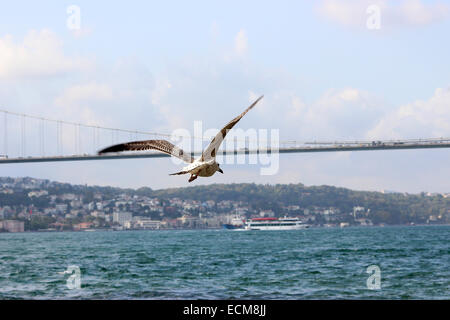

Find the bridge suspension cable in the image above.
[
  {"left": 0, "top": 108, "right": 450, "bottom": 162},
  {"left": 3, "top": 112, "right": 7, "bottom": 156},
  {"left": 0, "top": 108, "right": 193, "bottom": 141},
  {"left": 0, "top": 108, "right": 264, "bottom": 143}
]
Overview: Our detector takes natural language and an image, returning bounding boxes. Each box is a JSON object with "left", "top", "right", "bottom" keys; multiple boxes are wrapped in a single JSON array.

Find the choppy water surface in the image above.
[{"left": 0, "top": 226, "right": 448, "bottom": 299}]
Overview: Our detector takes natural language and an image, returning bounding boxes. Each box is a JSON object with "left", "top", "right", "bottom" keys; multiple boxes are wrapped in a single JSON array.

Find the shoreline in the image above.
[{"left": 1, "top": 223, "right": 449, "bottom": 234}]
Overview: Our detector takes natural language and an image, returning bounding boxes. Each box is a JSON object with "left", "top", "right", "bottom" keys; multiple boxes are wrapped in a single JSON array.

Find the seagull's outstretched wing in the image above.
[
  {"left": 98, "top": 139, "right": 194, "bottom": 163},
  {"left": 201, "top": 95, "right": 263, "bottom": 162}
]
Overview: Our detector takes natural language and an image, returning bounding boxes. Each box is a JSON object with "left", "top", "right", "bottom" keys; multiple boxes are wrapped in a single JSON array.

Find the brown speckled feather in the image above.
[
  {"left": 98, "top": 139, "right": 194, "bottom": 163},
  {"left": 201, "top": 95, "right": 263, "bottom": 161}
]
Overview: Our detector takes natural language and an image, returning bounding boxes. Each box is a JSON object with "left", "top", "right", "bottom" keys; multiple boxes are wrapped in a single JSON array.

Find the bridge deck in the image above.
[{"left": 1, "top": 142, "right": 450, "bottom": 164}]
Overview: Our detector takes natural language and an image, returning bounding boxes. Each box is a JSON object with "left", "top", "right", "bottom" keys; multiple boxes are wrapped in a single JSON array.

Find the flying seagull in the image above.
[{"left": 98, "top": 95, "right": 264, "bottom": 182}]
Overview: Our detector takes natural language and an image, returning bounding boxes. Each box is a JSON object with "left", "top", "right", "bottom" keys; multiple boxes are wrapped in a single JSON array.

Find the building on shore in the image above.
[
  {"left": 73, "top": 222, "right": 94, "bottom": 231},
  {"left": 132, "top": 217, "right": 161, "bottom": 230},
  {"left": 123, "top": 217, "right": 161, "bottom": 230},
  {"left": 0, "top": 220, "right": 25, "bottom": 232},
  {"left": 113, "top": 211, "right": 132, "bottom": 226}
]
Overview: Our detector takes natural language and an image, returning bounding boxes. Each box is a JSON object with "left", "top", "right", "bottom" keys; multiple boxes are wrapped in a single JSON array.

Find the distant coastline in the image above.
[
  {"left": 2, "top": 223, "right": 449, "bottom": 235},
  {"left": 0, "top": 176, "right": 448, "bottom": 233}
]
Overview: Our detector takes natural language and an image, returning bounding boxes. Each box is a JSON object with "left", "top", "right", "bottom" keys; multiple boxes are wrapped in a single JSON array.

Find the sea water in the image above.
[{"left": 0, "top": 225, "right": 448, "bottom": 299}]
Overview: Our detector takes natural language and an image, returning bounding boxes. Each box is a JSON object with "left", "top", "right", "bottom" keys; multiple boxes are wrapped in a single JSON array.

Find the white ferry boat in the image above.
[{"left": 245, "top": 217, "right": 309, "bottom": 230}]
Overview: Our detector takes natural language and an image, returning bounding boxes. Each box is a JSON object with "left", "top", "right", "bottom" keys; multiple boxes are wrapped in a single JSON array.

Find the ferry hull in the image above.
[
  {"left": 245, "top": 224, "right": 309, "bottom": 231},
  {"left": 222, "top": 224, "right": 244, "bottom": 230}
]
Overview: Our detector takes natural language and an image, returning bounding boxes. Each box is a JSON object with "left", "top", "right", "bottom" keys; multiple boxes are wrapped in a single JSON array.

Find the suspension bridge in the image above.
[{"left": 1, "top": 109, "right": 449, "bottom": 164}]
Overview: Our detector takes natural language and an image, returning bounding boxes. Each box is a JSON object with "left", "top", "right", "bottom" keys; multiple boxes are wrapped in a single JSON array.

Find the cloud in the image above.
[
  {"left": 301, "top": 88, "right": 384, "bottom": 139},
  {"left": 53, "top": 82, "right": 115, "bottom": 126},
  {"left": 56, "top": 83, "right": 114, "bottom": 104},
  {"left": 367, "top": 87, "right": 450, "bottom": 139},
  {"left": 1, "top": 27, "right": 448, "bottom": 193},
  {"left": 318, "top": 0, "right": 372, "bottom": 27},
  {"left": 0, "top": 29, "right": 162, "bottom": 157},
  {"left": 395, "top": 0, "right": 450, "bottom": 26},
  {"left": 222, "top": 29, "right": 250, "bottom": 63},
  {"left": 0, "top": 29, "right": 89, "bottom": 79},
  {"left": 242, "top": 87, "right": 386, "bottom": 141},
  {"left": 70, "top": 27, "right": 93, "bottom": 39},
  {"left": 145, "top": 54, "right": 390, "bottom": 144},
  {"left": 49, "top": 62, "right": 161, "bottom": 133},
  {"left": 234, "top": 29, "right": 248, "bottom": 56},
  {"left": 317, "top": 0, "right": 450, "bottom": 29},
  {"left": 150, "top": 78, "right": 187, "bottom": 130},
  {"left": 2, "top": 28, "right": 446, "bottom": 147},
  {"left": 210, "top": 21, "right": 219, "bottom": 40}
]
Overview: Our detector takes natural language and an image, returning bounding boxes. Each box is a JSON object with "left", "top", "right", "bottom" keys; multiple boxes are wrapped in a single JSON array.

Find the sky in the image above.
[{"left": 0, "top": 0, "right": 449, "bottom": 193}]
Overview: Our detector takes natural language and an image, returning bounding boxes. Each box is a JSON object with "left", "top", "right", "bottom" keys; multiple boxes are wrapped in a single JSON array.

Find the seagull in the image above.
[{"left": 98, "top": 95, "right": 264, "bottom": 182}]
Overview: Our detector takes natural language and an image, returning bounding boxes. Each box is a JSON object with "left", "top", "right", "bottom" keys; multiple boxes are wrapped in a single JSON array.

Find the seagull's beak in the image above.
[{"left": 218, "top": 168, "right": 224, "bottom": 174}]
